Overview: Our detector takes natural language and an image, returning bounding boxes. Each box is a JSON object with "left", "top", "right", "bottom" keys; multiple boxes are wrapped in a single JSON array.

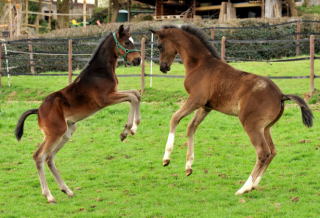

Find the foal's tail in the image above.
[
  {"left": 15, "top": 109, "right": 38, "bottom": 141},
  {"left": 282, "top": 94, "right": 313, "bottom": 127}
]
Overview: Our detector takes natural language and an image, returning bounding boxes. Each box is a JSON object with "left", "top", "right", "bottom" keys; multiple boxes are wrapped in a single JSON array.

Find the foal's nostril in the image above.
[
  {"left": 136, "top": 57, "right": 141, "bottom": 64},
  {"left": 160, "top": 63, "right": 170, "bottom": 73},
  {"left": 133, "top": 58, "right": 141, "bottom": 66}
]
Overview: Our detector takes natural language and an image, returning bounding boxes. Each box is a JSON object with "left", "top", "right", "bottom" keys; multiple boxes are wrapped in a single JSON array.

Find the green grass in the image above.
[
  {"left": 0, "top": 60, "right": 320, "bottom": 217},
  {"left": 298, "top": 6, "right": 320, "bottom": 15}
]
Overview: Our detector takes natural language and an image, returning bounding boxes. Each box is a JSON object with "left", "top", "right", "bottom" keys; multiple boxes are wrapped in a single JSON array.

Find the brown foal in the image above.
[
  {"left": 151, "top": 25, "right": 313, "bottom": 195},
  {"left": 15, "top": 25, "right": 141, "bottom": 203}
]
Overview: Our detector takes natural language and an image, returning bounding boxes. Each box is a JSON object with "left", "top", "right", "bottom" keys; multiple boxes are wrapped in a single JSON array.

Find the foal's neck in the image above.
[
  {"left": 80, "top": 35, "right": 118, "bottom": 78},
  {"left": 176, "top": 33, "right": 212, "bottom": 73}
]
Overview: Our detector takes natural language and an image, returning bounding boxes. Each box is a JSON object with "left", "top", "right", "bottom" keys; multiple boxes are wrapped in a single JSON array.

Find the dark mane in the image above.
[
  {"left": 77, "top": 33, "right": 113, "bottom": 79},
  {"left": 162, "top": 25, "right": 220, "bottom": 59},
  {"left": 83, "top": 33, "right": 112, "bottom": 70},
  {"left": 163, "top": 25, "right": 178, "bottom": 29},
  {"left": 181, "top": 25, "right": 220, "bottom": 59}
]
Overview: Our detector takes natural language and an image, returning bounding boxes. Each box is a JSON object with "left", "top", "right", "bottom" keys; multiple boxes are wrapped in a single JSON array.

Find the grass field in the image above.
[{"left": 0, "top": 60, "right": 320, "bottom": 217}]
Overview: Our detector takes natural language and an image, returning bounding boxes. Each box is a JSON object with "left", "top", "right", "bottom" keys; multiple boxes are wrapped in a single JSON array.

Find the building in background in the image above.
[{"left": 135, "top": 0, "right": 305, "bottom": 21}]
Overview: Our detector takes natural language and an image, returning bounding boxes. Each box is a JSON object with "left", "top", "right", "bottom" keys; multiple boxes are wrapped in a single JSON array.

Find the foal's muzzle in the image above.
[
  {"left": 160, "top": 63, "right": 170, "bottom": 73},
  {"left": 132, "top": 57, "right": 141, "bottom": 66}
]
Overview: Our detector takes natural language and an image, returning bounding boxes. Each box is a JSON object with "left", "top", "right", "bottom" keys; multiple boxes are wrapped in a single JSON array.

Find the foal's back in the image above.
[{"left": 196, "top": 58, "right": 283, "bottom": 116}]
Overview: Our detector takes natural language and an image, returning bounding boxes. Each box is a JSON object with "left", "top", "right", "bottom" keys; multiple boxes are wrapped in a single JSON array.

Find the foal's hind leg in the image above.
[
  {"left": 235, "top": 124, "right": 271, "bottom": 195},
  {"left": 163, "top": 97, "right": 201, "bottom": 166},
  {"left": 185, "top": 107, "right": 210, "bottom": 176},
  {"left": 252, "top": 127, "right": 277, "bottom": 188},
  {"left": 46, "top": 123, "right": 76, "bottom": 197},
  {"left": 33, "top": 136, "right": 63, "bottom": 203}
]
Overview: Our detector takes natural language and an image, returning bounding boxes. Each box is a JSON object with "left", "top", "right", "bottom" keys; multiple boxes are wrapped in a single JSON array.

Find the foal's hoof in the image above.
[
  {"left": 120, "top": 133, "right": 127, "bottom": 141},
  {"left": 185, "top": 169, "right": 193, "bottom": 176},
  {"left": 130, "top": 129, "right": 136, "bottom": 135},
  {"left": 235, "top": 187, "right": 252, "bottom": 195},
  {"left": 47, "top": 197, "right": 56, "bottom": 204},
  {"left": 61, "top": 189, "right": 74, "bottom": 197},
  {"left": 163, "top": 159, "right": 170, "bottom": 166}
]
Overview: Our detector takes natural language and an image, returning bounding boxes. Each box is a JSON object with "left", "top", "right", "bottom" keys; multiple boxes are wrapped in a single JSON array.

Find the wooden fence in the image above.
[{"left": 0, "top": 35, "right": 318, "bottom": 96}]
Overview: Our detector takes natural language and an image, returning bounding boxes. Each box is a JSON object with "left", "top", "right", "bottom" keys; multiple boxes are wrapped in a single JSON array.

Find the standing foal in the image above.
[
  {"left": 151, "top": 25, "right": 313, "bottom": 195},
  {"left": 15, "top": 25, "right": 141, "bottom": 203}
]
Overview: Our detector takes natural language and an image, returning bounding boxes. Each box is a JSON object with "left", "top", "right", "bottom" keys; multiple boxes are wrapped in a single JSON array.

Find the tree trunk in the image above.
[
  {"left": 286, "top": 0, "right": 297, "bottom": 16},
  {"left": 265, "top": 0, "right": 282, "bottom": 18},
  {"left": 111, "top": 0, "right": 120, "bottom": 22},
  {"left": 57, "top": 0, "right": 70, "bottom": 29}
]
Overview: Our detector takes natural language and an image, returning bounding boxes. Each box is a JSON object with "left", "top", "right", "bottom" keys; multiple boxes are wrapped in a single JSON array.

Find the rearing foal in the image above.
[
  {"left": 15, "top": 25, "right": 141, "bottom": 203},
  {"left": 151, "top": 25, "right": 313, "bottom": 195}
]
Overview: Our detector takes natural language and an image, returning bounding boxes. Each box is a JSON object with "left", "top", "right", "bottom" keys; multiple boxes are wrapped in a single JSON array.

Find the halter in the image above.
[{"left": 112, "top": 32, "right": 140, "bottom": 63}]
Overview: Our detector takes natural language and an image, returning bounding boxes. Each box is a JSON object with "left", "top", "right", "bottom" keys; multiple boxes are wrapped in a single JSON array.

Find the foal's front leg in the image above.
[
  {"left": 163, "top": 98, "right": 200, "bottom": 166},
  {"left": 118, "top": 90, "right": 141, "bottom": 135},
  {"left": 108, "top": 91, "right": 140, "bottom": 141}
]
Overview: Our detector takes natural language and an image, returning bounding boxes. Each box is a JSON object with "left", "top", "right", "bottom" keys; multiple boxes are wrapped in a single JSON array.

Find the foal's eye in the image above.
[{"left": 157, "top": 45, "right": 162, "bottom": 50}]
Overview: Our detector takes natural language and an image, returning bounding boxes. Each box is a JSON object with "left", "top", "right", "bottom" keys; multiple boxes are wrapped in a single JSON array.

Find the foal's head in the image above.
[
  {"left": 151, "top": 25, "right": 220, "bottom": 73},
  {"left": 114, "top": 25, "right": 141, "bottom": 66},
  {"left": 150, "top": 27, "right": 178, "bottom": 73}
]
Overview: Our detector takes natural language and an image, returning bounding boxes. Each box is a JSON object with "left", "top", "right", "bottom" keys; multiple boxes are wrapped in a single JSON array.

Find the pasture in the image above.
[{"left": 0, "top": 60, "right": 320, "bottom": 217}]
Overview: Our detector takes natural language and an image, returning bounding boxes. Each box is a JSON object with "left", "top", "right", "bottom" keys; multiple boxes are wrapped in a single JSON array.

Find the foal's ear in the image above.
[
  {"left": 149, "top": 29, "right": 156, "bottom": 34},
  {"left": 149, "top": 29, "right": 164, "bottom": 38},
  {"left": 118, "top": 24, "right": 126, "bottom": 38}
]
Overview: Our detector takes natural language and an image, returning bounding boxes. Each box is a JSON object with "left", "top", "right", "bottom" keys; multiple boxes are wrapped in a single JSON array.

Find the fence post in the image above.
[
  {"left": 150, "top": 33, "right": 154, "bottom": 88},
  {"left": 0, "top": 43, "right": 2, "bottom": 88},
  {"left": 221, "top": 36, "right": 226, "bottom": 62},
  {"left": 140, "top": 37, "right": 146, "bottom": 94},
  {"left": 210, "top": 28, "right": 215, "bottom": 43},
  {"left": 295, "top": 20, "right": 301, "bottom": 56},
  {"left": 83, "top": 0, "right": 87, "bottom": 27},
  {"left": 309, "top": 35, "right": 315, "bottom": 94},
  {"left": 28, "top": 40, "right": 35, "bottom": 74},
  {"left": 3, "top": 43, "right": 11, "bottom": 87},
  {"left": 68, "top": 39, "right": 73, "bottom": 84}
]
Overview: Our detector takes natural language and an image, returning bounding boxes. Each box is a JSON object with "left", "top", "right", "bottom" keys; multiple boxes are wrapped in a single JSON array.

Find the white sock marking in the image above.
[
  {"left": 163, "top": 133, "right": 175, "bottom": 160},
  {"left": 131, "top": 120, "right": 138, "bottom": 134},
  {"left": 253, "top": 176, "right": 262, "bottom": 188},
  {"left": 185, "top": 154, "right": 194, "bottom": 170},
  {"left": 235, "top": 175, "right": 253, "bottom": 195}
]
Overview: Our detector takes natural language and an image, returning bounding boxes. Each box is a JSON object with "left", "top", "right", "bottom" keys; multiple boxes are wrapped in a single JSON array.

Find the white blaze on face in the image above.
[{"left": 129, "top": 37, "right": 134, "bottom": 44}]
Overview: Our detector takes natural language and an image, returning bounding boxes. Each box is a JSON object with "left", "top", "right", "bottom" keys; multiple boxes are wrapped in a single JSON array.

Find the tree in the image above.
[
  {"left": 286, "top": 0, "right": 298, "bottom": 16},
  {"left": 265, "top": 0, "right": 282, "bottom": 18},
  {"left": 110, "top": 0, "right": 128, "bottom": 22},
  {"left": 110, "top": 0, "right": 120, "bottom": 22},
  {"left": 57, "top": 0, "right": 70, "bottom": 29}
]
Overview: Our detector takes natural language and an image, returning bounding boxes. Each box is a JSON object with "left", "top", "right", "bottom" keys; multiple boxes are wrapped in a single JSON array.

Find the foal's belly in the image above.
[
  {"left": 64, "top": 105, "right": 100, "bottom": 123},
  {"left": 214, "top": 104, "right": 240, "bottom": 116},
  {"left": 208, "top": 97, "right": 240, "bottom": 116}
]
